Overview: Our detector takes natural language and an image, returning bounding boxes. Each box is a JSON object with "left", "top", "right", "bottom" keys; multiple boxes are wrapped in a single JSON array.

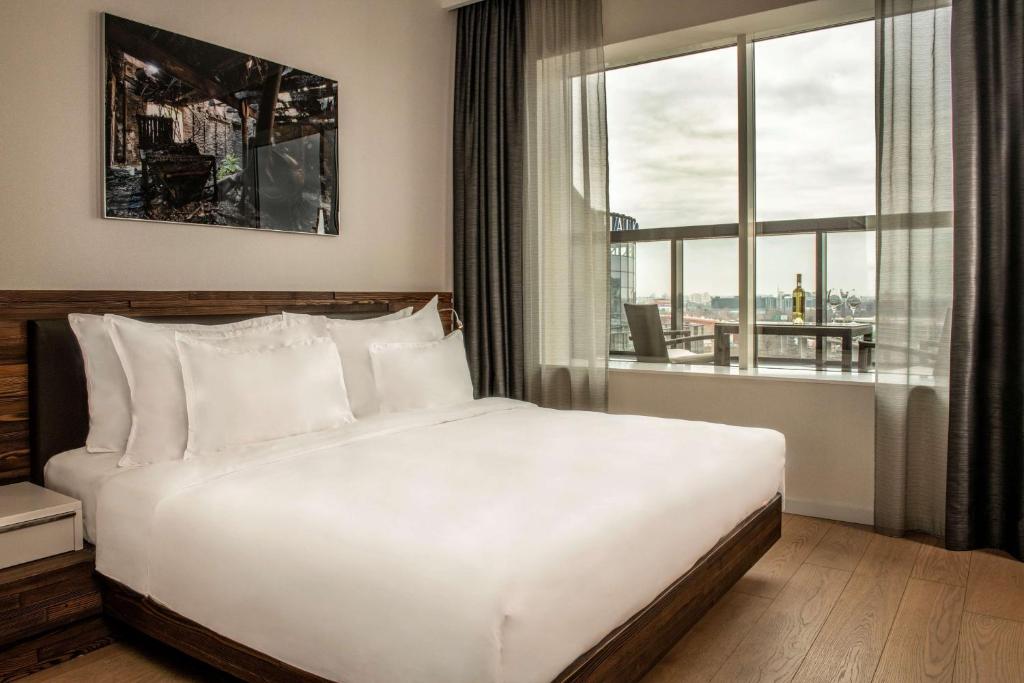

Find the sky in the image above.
[{"left": 607, "top": 21, "right": 876, "bottom": 299}]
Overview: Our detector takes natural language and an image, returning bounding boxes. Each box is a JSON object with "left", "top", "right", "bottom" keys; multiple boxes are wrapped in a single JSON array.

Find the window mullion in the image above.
[
  {"left": 815, "top": 230, "right": 826, "bottom": 366},
  {"left": 669, "top": 239, "right": 677, "bottom": 331},
  {"left": 737, "top": 35, "right": 757, "bottom": 369},
  {"left": 672, "top": 240, "right": 684, "bottom": 332}
]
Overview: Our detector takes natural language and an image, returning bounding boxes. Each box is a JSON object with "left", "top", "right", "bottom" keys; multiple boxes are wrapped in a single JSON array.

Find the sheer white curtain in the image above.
[
  {"left": 874, "top": 0, "right": 954, "bottom": 537},
  {"left": 522, "top": 0, "right": 608, "bottom": 411}
]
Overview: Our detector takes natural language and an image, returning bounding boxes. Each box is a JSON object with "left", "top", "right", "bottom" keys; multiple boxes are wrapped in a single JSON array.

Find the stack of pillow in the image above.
[{"left": 68, "top": 297, "right": 474, "bottom": 466}]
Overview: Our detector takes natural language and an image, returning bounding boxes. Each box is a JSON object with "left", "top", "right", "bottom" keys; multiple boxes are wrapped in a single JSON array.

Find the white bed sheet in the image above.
[
  {"left": 95, "top": 399, "right": 784, "bottom": 683},
  {"left": 44, "top": 448, "right": 124, "bottom": 543}
]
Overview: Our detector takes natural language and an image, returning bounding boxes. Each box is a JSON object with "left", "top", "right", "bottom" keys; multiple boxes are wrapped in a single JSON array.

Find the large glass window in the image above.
[
  {"left": 609, "top": 240, "right": 672, "bottom": 353},
  {"left": 754, "top": 22, "right": 875, "bottom": 221},
  {"left": 606, "top": 19, "right": 877, "bottom": 373},
  {"left": 607, "top": 47, "right": 738, "bottom": 229},
  {"left": 607, "top": 46, "right": 739, "bottom": 363},
  {"left": 681, "top": 238, "right": 738, "bottom": 353},
  {"left": 635, "top": 241, "right": 672, "bottom": 308},
  {"left": 823, "top": 230, "right": 877, "bottom": 362},
  {"left": 756, "top": 234, "right": 817, "bottom": 363},
  {"left": 752, "top": 21, "right": 874, "bottom": 368},
  {"left": 755, "top": 234, "right": 817, "bottom": 324},
  {"left": 825, "top": 231, "right": 876, "bottom": 321}
]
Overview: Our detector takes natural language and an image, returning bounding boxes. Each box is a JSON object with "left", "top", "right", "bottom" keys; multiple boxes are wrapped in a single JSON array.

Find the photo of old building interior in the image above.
[{"left": 104, "top": 14, "right": 338, "bottom": 233}]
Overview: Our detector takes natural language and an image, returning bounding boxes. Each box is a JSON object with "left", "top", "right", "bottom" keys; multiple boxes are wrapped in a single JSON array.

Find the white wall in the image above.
[
  {"left": 0, "top": 0, "right": 455, "bottom": 292},
  {"left": 603, "top": 0, "right": 818, "bottom": 45},
  {"left": 609, "top": 369, "right": 875, "bottom": 524}
]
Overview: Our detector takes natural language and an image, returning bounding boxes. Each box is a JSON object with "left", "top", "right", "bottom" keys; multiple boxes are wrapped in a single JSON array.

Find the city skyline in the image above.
[{"left": 630, "top": 231, "right": 877, "bottom": 300}]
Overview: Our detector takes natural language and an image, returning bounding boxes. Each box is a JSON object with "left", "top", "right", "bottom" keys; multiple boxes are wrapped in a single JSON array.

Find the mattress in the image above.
[
  {"left": 95, "top": 398, "right": 785, "bottom": 683},
  {"left": 44, "top": 448, "right": 123, "bottom": 544}
]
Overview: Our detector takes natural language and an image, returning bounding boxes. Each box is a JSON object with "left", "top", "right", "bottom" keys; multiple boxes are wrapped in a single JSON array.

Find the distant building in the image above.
[{"left": 610, "top": 212, "right": 639, "bottom": 352}]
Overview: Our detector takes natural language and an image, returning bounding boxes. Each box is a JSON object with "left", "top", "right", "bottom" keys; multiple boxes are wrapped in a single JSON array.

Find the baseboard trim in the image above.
[{"left": 783, "top": 497, "right": 874, "bottom": 526}]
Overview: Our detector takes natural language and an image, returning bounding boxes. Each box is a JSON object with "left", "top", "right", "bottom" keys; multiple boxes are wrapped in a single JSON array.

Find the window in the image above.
[
  {"left": 681, "top": 238, "right": 738, "bottom": 353},
  {"left": 756, "top": 234, "right": 817, "bottom": 364},
  {"left": 607, "top": 46, "right": 738, "bottom": 229},
  {"left": 825, "top": 231, "right": 876, "bottom": 318},
  {"left": 752, "top": 21, "right": 874, "bottom": 368},
  {"left": 607, "top": 19, "right": 877, "bottom": 373},
  {"left": 610, "top": 240, "right": 671, "bottom": 353},
  {"left": 607, "top": 45, "right": 740, "bottom": 360},
  {"left": 823, "top": 230, "right": 876, "bottom": 362},
  {"left": 609, "top": 242, "right": 635, "bottom": 353},
  {"left": 754, "top": 23, "right": 876, "bottom": 222},
  {"left": 635, "top": 242, "right": 672, "bottom": 308}
]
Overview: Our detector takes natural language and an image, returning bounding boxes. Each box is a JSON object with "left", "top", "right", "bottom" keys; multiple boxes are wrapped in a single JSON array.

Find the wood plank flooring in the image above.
[
  {"left": 645, "top": 514, "right": 1024, "bottom": 683},
  {"left": 21, "top": 514, "right": 1024, "bottom": 682},
  {"left": 20, "top": 631, "right": 233, "bottom": 682}
]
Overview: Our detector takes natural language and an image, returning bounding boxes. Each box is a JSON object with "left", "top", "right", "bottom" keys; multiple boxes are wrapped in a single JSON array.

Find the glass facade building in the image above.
[{"left": 609, "top": 212, "right": 638, "bottom": 353}]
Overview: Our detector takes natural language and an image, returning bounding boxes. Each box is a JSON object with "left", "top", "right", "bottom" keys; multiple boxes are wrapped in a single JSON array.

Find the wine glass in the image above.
[
  {"left": 847, "top": 290, "right": 861, "bottom": 322},
  {"left": 839, "top": 289, "right": 850, "bottom": 322},
  {"left": 827, "top": 289, "right": 842, "bottom": 324}
]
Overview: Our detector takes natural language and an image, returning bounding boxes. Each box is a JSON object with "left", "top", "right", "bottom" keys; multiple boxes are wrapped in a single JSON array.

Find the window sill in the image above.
[{"left": 608, "top": 359, "right": 877, "bottom": 386}]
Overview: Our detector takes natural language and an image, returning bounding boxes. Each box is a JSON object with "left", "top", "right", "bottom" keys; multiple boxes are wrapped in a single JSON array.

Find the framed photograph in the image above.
[{"left": 103, "top": 14, "right": 339, "bottom": 234}]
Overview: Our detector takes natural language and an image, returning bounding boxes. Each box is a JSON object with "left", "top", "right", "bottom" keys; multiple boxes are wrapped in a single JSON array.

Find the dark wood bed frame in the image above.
[
  {"left": 98, "top": 495, "right": 780, "bottom": 683},
  {"left": 12, "top": 289, "right": 782, "bottom": 683}
]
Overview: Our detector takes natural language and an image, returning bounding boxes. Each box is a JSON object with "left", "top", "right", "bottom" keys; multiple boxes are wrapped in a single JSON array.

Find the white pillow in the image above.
[
  {"left": 313, "top": 296, "right": 445, "bottom": 417},
  {"left": 106, "top": 314, "right": 311, "bottom": 466},
  {"left": 177, "top": 335, "right": 353, "bottom": 458},
  {"left": 68, "top": 314, "right": 132, "bottom": 453},
  {"left": 369, "top": 330, "right": 474, "bottom": 413},
  {"left": 283, "top": 306, "right": 412, "bottom": 333}
]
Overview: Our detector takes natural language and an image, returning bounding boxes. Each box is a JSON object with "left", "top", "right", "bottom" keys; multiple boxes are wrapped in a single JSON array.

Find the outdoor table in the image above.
[{"left": 712, "top": 321, "right": 874, "bottom": 371}]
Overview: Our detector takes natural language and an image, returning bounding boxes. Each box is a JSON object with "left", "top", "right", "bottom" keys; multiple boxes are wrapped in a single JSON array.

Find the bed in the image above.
[{"left": 29, "top": 312, "right": 784, "bottom": 683}]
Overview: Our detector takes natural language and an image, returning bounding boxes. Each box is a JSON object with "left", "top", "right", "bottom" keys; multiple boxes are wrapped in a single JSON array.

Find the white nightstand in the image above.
[{"left": 0, "top": 482, "right": 83, "bottom": 570}]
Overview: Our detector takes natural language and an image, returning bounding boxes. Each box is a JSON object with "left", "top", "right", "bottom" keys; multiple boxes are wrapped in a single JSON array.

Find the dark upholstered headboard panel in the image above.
[
  {"left": 28, "top": 319, "right": 90, "bottom": 484},
  {"left": 27, "top": 306, "right": 391, "bottom": 484}
]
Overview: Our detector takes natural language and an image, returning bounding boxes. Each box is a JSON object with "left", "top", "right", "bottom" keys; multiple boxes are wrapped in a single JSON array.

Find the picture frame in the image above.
[{"left": 102, "top": 14, "right": 339, "bottom": 235}]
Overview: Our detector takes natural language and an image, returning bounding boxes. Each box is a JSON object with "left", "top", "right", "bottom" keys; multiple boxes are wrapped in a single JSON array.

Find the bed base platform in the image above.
[{"left": 99, "top": 493, "right": 781, "bottom": 683}]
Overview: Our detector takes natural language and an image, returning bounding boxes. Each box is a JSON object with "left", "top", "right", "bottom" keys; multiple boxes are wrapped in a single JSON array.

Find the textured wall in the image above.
[{"left": 0, "top": 0, "right": 455, "bottom": 291}]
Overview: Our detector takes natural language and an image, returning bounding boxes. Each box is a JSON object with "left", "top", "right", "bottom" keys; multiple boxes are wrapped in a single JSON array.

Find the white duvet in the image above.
[{"left": 95, "top": 399, "right": 784, "bottom": 683}]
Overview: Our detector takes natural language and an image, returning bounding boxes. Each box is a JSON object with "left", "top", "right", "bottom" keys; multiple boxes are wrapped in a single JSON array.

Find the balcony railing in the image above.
[
  {"left": 609, "top": 210, "right": 952, "bottom": 369},
  {"left": 609, "top": 213, "right": 883, "bottom": 368}
]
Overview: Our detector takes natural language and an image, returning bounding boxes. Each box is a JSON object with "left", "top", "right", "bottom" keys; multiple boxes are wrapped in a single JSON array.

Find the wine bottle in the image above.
[{"left": 792, "top": 274, "right": 806, "bottom": 324}]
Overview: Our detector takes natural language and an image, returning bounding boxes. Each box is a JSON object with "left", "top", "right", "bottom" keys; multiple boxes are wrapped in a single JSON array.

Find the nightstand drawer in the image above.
[{"left": 0, "top": 513, "right": 78, "bottom": 571}]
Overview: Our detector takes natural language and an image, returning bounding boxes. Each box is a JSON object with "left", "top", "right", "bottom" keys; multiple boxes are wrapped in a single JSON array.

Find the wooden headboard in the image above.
[{"left": 0, "top": 290, "right": 452, "bottom": 484}]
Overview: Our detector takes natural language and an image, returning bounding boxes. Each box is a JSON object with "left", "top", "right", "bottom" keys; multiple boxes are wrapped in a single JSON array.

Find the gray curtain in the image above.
[
  {"left": 874, "top": 0, "right": 954, "bottom": 538},
  {"left": 522, "top": 0, "right": 609, "bottom": 411},
  {"left": 946, "top": 0, "right": 1024, "bottom": 558},
  {"left": 453, "top": 0, "right": 526, "bottom": 400}
]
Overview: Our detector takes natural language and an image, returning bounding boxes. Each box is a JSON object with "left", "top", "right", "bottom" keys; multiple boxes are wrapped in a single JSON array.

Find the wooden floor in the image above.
[
  {"left": 22, "top": 514, "right": 1024, "bottom": 682},
  {"left": 644, "top": 514, "right": 1024, "bottom": 683}
]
